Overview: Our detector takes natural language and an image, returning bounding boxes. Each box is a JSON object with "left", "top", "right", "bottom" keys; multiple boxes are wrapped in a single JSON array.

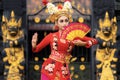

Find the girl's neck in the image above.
[
  {"left": 59, "top": 30, "right": 62, "bottom": 32},
  {"left": 58, "top": 30, "right": 62, "bottom": 38}
]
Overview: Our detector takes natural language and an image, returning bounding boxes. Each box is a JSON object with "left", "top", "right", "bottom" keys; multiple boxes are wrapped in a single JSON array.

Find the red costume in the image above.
[
  {"left": 32, "top": 31, "right": 97, "bottom": 80},
  {"left": 33, "top": 32, "right": 73, "bottom": 80}
]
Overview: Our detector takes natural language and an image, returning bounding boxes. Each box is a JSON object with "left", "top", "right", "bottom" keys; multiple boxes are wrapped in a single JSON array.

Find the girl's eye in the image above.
[
  {"left": 59, "top": 19, "right": 68, "bottom": 23},
  {"left": 60, "top": 20, "right": 64, "bottom": 23}
]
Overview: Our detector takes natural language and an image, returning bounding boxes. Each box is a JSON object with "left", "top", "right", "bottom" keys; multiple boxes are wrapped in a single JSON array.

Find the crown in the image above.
[
  {"left": 2, "top": 10, "right": 22, "bottom": 28},
  {"left": 99, "top": 11, "right": 112, "bottom": 29},
  {"left": 43, "top": 0, "right": 73, "bottom": 22}
]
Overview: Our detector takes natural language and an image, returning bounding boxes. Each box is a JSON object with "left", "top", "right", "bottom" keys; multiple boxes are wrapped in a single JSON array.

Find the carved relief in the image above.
[
  {"left": 1, "top": 11, "right": 24, "bottom": 80},
  {"left": 96, "top": 12, "right": 118, "bottom": 80}
]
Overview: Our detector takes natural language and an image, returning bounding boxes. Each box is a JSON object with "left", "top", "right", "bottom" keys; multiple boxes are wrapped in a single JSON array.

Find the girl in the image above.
[{"left": 32, "top": 0, "right": 97, "bottom": 80}]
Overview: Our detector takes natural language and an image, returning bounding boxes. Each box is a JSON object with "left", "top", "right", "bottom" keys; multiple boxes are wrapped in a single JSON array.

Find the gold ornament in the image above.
[
  {"left": 34, "top": 65, "right": 40, "bottom": 71},
  {"left": 81, "top": 57, "right": 85, "bottom": 62},
  {"left": 79, "top": 64, "right": 85, "bottom": 70},
  {"left": 34, "top": 57, "right": 39, "bottom": 61},
  {"left": 65, "top": 55, "right": 72, "bottom": 63},
  {"left": 70, "top": 66, "right": 75, "bottom": 71},
  {"left": 43, "top": 57, "right": 47, "bottom": 61},
  {"left": 34, "top": 17, "right": 40, "bottom": 23},
  {"left": 70, "top": 57, "right": 77, "bottom": 62},
  {"left": 74, "top": 74, "right": 79, "bottom": 79},
  {"left": 46, "top": 18, "right": 50, "bottom": 23},
  {"left": 78, "top": 17, "right": 84, "bottom": 23}
]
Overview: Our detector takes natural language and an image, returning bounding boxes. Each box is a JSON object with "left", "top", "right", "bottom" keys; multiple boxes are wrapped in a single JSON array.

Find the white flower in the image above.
[
  {"left": 45, "top": 66, "right": 48, "bottom": 70},
  {"left": 48, "top": 68, "right": 53, "bottom": 72},
  {"left": 53, "top": 37, "right": 58, "bottom": 41},
  {"left": 54, "top": 7, "right": 59, "bottom": 13},
  {"left": 63, "top": 1, "right": 72, "bottom": 10},
  {"left": 62, "top": 71, "right": 65, "bottom": 74},
  {"left": 52, "top": 64, "right": 55, "bottom": 68},
  {"left": 53, "top": 43, "right": 56, "bottom": 46},
  {"left": 47, "top": 1, "right": 72, "bottom": 15},
  {"left": 47, "top": 3, "right": 56, "bottom": 14}
]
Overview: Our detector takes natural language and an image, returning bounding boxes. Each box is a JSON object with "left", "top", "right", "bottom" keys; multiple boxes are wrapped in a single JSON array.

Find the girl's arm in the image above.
[
  {"left": 32, "top": 33, "right": 52, "bottom": 53},
  {"left": 72, "top": 36, "right": 98, "bottom": 48},
  {"left": 72, "top": 40, "right": 87, "bottom": 46}
]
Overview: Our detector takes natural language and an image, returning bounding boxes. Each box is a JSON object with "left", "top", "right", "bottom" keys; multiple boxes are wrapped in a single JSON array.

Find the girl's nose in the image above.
[{"left": 63, "top": 22, "right": 68, "bottom": 26}]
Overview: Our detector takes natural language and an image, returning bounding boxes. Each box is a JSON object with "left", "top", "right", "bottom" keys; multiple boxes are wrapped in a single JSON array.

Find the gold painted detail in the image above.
[
  {"left": 96, "top": 11, "right": 118, "bottom": 80},
  {"left": 1, "top": 10, "right": 24, "bottom": 80}
]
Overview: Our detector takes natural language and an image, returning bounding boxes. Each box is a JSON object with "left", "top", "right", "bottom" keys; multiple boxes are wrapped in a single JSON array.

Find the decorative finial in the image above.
[
  {"left": 6, "top": 10, "right": 22, "bottom": 27},
  {"left": 113, "top": 16, "right": 117, "bottom": 23},
  {"left": 11, "top": 10, "right": 15, "bottom": 18},
  {"left": 99, "top": 19, "right": 102, "bottom": 29},
  {"left": 2, "top": 15, "right": 5, "bottom": 22},
  {"left": 105, "top": 11, "right": 109, "bottom": 19}
]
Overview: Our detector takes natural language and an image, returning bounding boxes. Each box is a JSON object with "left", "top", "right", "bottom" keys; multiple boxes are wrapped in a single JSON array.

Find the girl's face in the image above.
[{"left": 56, "top": 16, "right": 69, "bottom": 30}]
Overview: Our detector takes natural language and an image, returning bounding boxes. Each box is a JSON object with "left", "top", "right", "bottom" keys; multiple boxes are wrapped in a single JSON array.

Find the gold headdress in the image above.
[
  {"left": 3, "top": 11, "right": 22, "bottom": 28},
  {"left": 97, "top": 11, "right": 117, "bottom": 43},
  {"left": 1, "top": 11, "right": 23, "bottom": 42},
  {"left": 46, "top": 1, "right": 73, "bottom": 23},
  {"left": 99, "top": 11, "right": 112, "bottom": 29}
]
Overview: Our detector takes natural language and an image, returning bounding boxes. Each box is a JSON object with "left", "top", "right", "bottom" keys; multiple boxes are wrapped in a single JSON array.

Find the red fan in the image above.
[{"left": 61, "top": 22, "right": 91, "bottom": 41}]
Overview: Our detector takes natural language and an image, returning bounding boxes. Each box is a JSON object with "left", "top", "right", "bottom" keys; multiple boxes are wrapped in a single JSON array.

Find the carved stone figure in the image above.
[
  {"left": 1, "top": 11, "right": 24, "bottom": 80},
  {"left": 96, "top": 12, "right": 118, "bottom": 80}
]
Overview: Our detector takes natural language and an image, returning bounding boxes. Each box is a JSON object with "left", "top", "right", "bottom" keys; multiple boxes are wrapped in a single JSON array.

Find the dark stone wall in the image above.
[{"left": 93, "top": 0, "right": 115, "bottom": 20}]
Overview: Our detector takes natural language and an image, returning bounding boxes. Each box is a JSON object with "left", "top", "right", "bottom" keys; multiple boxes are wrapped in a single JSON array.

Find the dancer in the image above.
[{"left": 32, "top": 0, "right": 97, "bottom": 80}]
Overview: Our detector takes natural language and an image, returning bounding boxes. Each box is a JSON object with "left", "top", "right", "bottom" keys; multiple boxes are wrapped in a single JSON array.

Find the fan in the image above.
[{"left": 61, "top": 22, "right": 91, "bottom": 41}]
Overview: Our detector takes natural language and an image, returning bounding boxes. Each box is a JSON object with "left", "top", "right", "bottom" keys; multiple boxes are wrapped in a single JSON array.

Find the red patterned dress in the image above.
[{"left": 32, "top": 32, "right": 74, "bottom": 80}]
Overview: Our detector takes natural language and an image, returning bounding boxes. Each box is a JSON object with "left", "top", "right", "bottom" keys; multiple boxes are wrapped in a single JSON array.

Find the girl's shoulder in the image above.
[{"left": 49, "top": 32, "right": 59, "bottom": 36}]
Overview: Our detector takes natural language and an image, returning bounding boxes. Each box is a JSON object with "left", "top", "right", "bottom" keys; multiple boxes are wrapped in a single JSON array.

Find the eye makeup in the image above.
[{"left": 59, "top": 19, "right": 69, "bottom": 23}]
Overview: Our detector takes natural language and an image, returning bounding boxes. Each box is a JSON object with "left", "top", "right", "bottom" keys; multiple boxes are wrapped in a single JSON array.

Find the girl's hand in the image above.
[
  {"left": 31, "top": 32, "right": 38, "bottom": 48},
  {"left": 72, "top": 40, "right": 87, "bottom": 46}
]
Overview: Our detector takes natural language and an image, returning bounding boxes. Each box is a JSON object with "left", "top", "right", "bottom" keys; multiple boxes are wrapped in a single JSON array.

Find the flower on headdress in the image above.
[
  {"left": 46, "top": 3, "right": 56, "bottom": 14},
  {"left": 47, "top": 1, "right": 72, "bottom": 15},
  {"left": 63, "top": 1, "right": 72, "bottom": 10},
  {"left": 42, "top": 0, "right": 73, "bottom": 22}
]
